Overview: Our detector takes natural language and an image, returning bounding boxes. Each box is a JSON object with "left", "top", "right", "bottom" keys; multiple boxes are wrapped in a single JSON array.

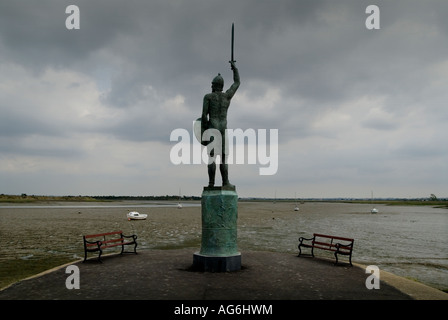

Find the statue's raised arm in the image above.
[{"left": 226, "top": 61, "right": 240, "bottom": 99}]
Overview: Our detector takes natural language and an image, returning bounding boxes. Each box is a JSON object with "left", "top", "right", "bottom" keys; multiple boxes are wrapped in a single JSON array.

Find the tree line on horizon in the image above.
[
  {"left": 0, "top": 194, "right": 201, "bottom": 201},
  {"left": 1, "top": 193, "right": 446, "bottom": 204}
]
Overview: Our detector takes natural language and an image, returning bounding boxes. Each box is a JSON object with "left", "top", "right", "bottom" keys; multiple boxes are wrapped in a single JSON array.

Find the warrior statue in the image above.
[
  {"left": 201, "top": 61, "right": 240, "bottom": 187},
  {"left": 193, "top": 24, "right": 241, "bottom": 272}
]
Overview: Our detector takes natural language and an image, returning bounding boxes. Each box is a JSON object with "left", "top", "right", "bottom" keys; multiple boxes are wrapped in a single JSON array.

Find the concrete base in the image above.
[{"left": 193, "top": 252, "right": 241, "bottom": 272}]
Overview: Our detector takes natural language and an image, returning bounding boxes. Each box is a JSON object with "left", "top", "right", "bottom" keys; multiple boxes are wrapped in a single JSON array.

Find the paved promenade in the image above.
[{"left": 1, "top": 249, "right": 446, "bottom": 301}]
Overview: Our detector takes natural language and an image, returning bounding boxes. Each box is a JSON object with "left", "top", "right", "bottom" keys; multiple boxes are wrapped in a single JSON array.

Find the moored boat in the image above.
[
  {"left": 370, "top": 191, "right": 378, "bottom": 213},
  {"left": 127, "top": 211, "right": 147, "bottom": 220}
]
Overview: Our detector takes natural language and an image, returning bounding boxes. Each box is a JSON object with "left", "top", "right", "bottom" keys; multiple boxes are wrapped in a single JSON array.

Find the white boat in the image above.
[
  {"left": 294, "top": 192, "right": 299, "bottom": 211},
  {"left": 127, "top": 211, "right": 147, "bottom": 220},
  {"left": 370, "top": 191, "right": 378, "bottom": 214},
  {"left": 177, "top": 188, "right": 182, "bottom": 209}
]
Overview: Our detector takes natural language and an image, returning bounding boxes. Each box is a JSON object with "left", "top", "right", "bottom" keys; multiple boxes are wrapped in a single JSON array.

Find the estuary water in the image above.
[{"left": 0, "top": 201, "right": 447, "bottom": 291}]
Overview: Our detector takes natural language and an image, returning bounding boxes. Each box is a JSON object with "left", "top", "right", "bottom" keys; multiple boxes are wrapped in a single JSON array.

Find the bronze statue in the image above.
[
  {"left": 201, "top": 62, "right": 240, "bottom": 187},
  {"left": 193, "top": 24, "right": 241, "bottom": 272}
]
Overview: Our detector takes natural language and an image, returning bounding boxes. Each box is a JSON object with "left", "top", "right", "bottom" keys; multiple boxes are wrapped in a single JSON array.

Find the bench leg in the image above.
[
  {"left": 120, "top": 242, "right": 138, "bottom": 255},
  {"left": 98, "top": 248, "right": 103, "bottom": 263},
  {"left": 334, "top": 253, "right": 353, "bottom": 267},
  {"left": 334, "top": 252, "right": 339, "bottom": 265},
  {"left": 297, "top": 245, "right": 314, "bottom": 258}
]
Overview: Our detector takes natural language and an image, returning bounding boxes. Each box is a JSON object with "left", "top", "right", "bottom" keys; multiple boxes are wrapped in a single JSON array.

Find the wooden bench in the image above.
[
  {"left": 298, "top": 233, "right": 354, "bottom": 266},
  {"left": 83, "top": 231, "right": 138, "bottom": 262}
]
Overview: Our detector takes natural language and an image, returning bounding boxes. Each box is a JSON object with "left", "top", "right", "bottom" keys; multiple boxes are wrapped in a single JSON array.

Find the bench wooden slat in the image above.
[
  {"left": 102, "top": 238, "right": 124, "bottom": 244},
  {"left": 312, "top": 245, "right": 337, "bottom": 252},
  {"left": 84, "top": 231, "right": 123, "bottom": 239},
  {"left": 85, "top": 239, "right": 126, "bottom": 247},
  {"left": 85, "top": 242, "right": 101, "bottom": 247},
  {"left": 313, "top": 240, "right": 337, "bottom": 247},
  {"left": 102, "top": 241, "right": 135, "bottom": 249},
  {"left": 314, "top": 233, "right": 354, "bottom": 242}
]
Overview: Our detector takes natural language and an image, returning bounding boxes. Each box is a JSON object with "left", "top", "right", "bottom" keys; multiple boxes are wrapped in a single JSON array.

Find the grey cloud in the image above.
[{"left": 1, "top": 0, "right": 447, "bottom": 197}]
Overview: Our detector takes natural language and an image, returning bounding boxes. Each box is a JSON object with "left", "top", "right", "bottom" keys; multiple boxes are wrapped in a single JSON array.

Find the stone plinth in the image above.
[
  {"left": 192, "top": 252, "right": 241, "bottom": 272},
  {"left": 193, "top": 186, "right": 241, "bottom": 272}
]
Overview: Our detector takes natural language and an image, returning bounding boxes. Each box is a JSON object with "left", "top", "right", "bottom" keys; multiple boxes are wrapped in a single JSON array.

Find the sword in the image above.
[{"left": 229, "top": 23, "right": 236, "bottom": 64}]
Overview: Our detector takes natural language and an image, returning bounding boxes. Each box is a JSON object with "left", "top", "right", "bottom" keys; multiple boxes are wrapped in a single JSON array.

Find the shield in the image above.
[{"left": 193, "top": 117, "right": 211, "bottom": 146}]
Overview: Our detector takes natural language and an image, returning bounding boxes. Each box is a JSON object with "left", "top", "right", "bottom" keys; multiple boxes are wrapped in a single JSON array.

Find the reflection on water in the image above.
[{"left": 0, "top": 201, "right": 447, "bottom": 291}]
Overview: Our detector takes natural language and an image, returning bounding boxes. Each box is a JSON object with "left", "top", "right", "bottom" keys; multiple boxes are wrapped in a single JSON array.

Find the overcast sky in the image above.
[{"left": 0, "top": 0, "right": 447, "bottom": 198}]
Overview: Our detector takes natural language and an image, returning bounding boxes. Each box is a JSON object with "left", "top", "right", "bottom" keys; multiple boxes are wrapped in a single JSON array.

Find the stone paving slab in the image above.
[{"left": 2, "top": 249, "right": 434, "bottom": 300}]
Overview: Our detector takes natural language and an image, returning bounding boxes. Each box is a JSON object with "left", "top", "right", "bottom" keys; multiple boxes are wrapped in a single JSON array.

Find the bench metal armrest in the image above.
[
  {"left": 298, "top": 236, "right": 314, "bottom": 244},
  {"left": 122, "top": 234, "right": 137, "bottom": 241},
  {"left": 335, "top": 242, "right": 353, "bottom": 251},
  {"left": 85, "top": 239, "right": 102, "bottom": 246}
]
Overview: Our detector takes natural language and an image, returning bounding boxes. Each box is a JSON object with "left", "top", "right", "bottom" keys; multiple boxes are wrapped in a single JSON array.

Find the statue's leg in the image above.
[
  {"left": 220, "top": 131, "right": 234, "bottom": 187},
  {"left": 208, "top": 163, "right": 216, "bottom": 187},
  {"left": 220, "top": 163, "right": 229, "bottom": 186},
  {"left": 221, "top": 164, "right": 235, "bottom": 187},
  {"left": 207, "top": 147, "right": 216, "bottom": 187},
  {"left": 220, "top": 155, "right": 234, "bottom": 187}
]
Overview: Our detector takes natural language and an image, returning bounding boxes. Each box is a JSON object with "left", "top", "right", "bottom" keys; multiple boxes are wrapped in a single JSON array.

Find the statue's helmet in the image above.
[{"left": 212, "top": 73, "right": 224, "bottom": 90}]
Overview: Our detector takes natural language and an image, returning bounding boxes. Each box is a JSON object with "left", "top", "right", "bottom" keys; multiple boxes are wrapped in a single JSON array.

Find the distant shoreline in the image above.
[
  {"left": 0, "top": 194, "right": 199, "bottom": 203},
  {"left": 1, "top": 194, "right": 447, "bottom": 208}
]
